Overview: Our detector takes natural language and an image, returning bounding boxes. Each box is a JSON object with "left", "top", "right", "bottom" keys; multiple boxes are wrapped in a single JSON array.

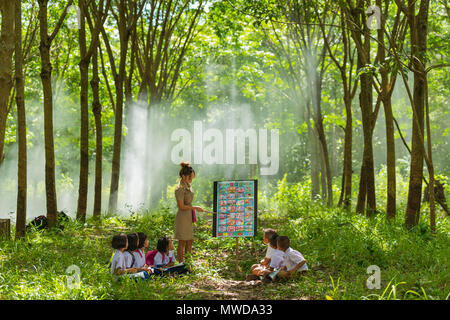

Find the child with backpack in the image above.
[{"left": 146, "top": 236, "right": 188, "bottom": 275}]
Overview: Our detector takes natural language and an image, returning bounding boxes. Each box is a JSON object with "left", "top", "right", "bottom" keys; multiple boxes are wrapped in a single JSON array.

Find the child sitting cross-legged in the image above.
[
  {"left": 110, "top": 234, "right": 150, "bottom": 281},
  {"left": 272, "top": 235, "right": 308, "bottom": 280},
  {"left": 152, "top": 236, "right": 189, "bottom": 276},
  {"left": 132, "top": 232, "right": 149, "bottom": 269},
  {"left": 246, "top": 228, "right": 278, "bottom": 281}
]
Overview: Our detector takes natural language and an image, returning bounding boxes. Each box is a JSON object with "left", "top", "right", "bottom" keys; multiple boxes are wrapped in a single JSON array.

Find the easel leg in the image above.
[{"left": 235, "top": 237, "right": 240, "bottom": 272}]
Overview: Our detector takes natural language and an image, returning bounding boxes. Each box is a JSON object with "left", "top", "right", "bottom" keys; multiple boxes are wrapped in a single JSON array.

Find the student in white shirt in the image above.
[
  {"left": 268, "top": 241, "right": 285, "bottom": 270},
  {"left": 122, "top": 233, "right": 151, "bottom": 281},
  {"left": 247, "top": 229, "right": 278, "bottom": 280},
  {"left": 275, "top": 236, "right": 308, "bottom": 279},
  {"left": 154, "top": 237, "right": 175, "bottom": 268},
  {"left": 132, "top": 232, "right": 149, "bottom": 269},
  {"left": 124, "top": 233, "right": 138, "bottom": 268},
  {"left": 154, "top": 236, "right": 188, "bottom": 275},
  {"left": 110, "top": 234, "right": 139, "bottom": 277}
]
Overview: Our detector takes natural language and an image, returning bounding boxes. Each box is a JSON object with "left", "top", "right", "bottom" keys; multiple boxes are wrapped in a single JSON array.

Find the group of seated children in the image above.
[
  {"left": 110, "top": 232, "right": 188, "bottom": 281},
  {"left": 247, "top": 228, "right": 308, "bottom": 282}
]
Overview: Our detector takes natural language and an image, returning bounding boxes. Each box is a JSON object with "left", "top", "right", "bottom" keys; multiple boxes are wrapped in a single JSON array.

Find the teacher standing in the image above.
[{"left": 174, "top": 162, "right": 204, "bottom": 262}]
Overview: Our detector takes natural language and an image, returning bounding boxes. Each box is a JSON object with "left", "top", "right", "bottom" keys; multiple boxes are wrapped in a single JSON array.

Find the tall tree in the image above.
[
  {"left": 38, "top": 0, "right": 73, "bottom": 227},
  {"left": 15, "top": 0, "right": 27, "bottom": 239},
  {"left": 101, "top": 0, "right": 143, "bottom": 213},
  {"left": 90, "top": 45, "right": 103, "bottom": 220},
  {"left": 261, "top": 0, "right": 334, "bottom": 205},
  {"left": 76, "top": 0, "right": 110, "bottom": 222},
  {"left": 0, "top": 0, "right": 15, "bottom": 167},
  {"left": 315, "top": 3, "right": 358, "bottom": 208},
  {"left": 134, "top": 0, "right": 205, "bottom": 208},
  {"left": 394, "top": 0, "right": 431, "bottom": 228},
  {"left": 343, "top": 0, "right": 379, "bottom": 216},
  {"left": 373, "top": 0, "right": 407, "bottom": 219}
]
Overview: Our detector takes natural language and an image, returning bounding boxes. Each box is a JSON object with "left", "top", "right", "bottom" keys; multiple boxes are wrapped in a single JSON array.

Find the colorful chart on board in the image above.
[{"left": 213, "top": 180, "right": 257, "bottom": 238}]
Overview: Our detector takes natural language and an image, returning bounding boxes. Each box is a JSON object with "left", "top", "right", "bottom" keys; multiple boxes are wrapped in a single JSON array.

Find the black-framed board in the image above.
[{"left": 212, "top": 180, "right": 258, "bottom": 238}]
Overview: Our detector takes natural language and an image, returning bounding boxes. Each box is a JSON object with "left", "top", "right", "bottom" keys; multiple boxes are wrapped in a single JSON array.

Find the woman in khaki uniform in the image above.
[{"left": 174, "top": 162, "right": 204, "bottom": 262}]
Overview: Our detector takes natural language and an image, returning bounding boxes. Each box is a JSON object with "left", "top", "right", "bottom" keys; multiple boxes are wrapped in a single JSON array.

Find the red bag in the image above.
[
  {"left": 192, "top": 209, "right": 197, "bottom": 223},
  {"left": 146, "top": 250, "right": 165, "bottom": 267}
]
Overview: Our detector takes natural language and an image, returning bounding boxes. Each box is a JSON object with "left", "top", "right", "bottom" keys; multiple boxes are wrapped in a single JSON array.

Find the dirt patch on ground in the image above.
[{"left": 179, "top": 277, "right": 311, "bottom": 300}]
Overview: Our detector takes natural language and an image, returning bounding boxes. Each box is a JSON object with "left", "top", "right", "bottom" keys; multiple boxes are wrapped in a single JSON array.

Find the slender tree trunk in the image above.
[
  {"left": 38, "top": 0, "right": 57, "bottom": 227},
  {"left": 384, "top": 96, "right": 396, "bottom": 218},
  {"left": 15, "top": 0, "right": 27, "bottom": 239},
  {"left": 91, "top": 46, "right": 102, "bottom": 219},
  {"left": 306, "top": 102, "right": 320, "bottom": 199},
  {"left": 77, "top": 0, "right": 89, "bottom": 222},
  {"left": 315, "top": 113, "right": 333, "bottom": 206},
  {"left": 377, "top": 0, "right": 397, "bottom": 219},
  {"left": 355, "top": 70, "right": 376, "bottom": 216},
  {"left": 319, "top": 140, "right": 327, "bottom": 201},
  {"left": 0, "top": 1, "right": 15, "bottom": 167},
  {"left": 350, "top": 10, "right": 376, "bottom": 216},
  {"left": 108, "top": 0, "right": 129, "bottom": 213},
  {"left": 342, "top": 96, "right": 353, "bottom": 208},
  {"left": 405, "top": 0, "right": 429, "bottom": 228}
]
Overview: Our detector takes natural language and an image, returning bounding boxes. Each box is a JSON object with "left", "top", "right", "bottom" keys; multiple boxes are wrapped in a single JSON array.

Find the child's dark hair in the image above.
[
  {"left": 156, "top": 236, "right": 170, "bottom": 253},
  {"left": 111, "top": 233, "right": 127, "bottom": 249},
  {"left": 179, "top": 161, "right": 195, "bottom": 178},
  {"left": 269, "top": 234, "right": 279, "bottom": 248},
  {"left": 263, "top": 228, "right": 277, "bottom": 240},
  {"left": 137, "top": 232, "right": 147, "bottom": 249},
  {"left": 127, "top": 233, "right": 139, "bottom": 251},
  {"left": 277, "top": 236, "right": 290, "bottom": 250}
]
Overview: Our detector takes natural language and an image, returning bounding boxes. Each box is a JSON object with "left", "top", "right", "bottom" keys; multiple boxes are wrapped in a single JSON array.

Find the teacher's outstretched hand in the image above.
[{"left": 174, "top": 162, "right": 202, "bottom": 262}]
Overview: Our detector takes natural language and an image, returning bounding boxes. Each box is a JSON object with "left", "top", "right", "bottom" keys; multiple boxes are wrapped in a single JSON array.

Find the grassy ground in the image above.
[{"left": 0, "top": 204, "right": 448, "bottom": 300}]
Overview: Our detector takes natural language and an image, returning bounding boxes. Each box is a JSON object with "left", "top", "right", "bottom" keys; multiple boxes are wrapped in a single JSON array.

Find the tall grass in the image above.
[{"left": 0, "top": 172, "right": 448, "bottom": 300}]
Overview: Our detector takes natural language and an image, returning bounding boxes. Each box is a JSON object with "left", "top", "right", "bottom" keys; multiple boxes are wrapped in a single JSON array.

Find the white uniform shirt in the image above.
[
  {"left": 283, "top": 247, "right": 308, "bottom": 272},
  {"left": 110, "top": 250, "right": 126, "bottom": 275},
  {"left": 132, "top": 249, "right": 146, "bottom": 268},
  {"left": 269, "top": 249, "right": 285, "bottom": 269},
  {"left": 123, "top": 251, "right": 134, "bottom": 268},
  {"left": 265, "top": 243, "right": 276, "bottom": 259},
  {"left": 153, "top": 250, "right": 175, "bottom": 267}
]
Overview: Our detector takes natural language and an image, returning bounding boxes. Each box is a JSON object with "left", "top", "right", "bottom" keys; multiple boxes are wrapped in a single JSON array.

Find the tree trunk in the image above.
[
  {"left": 0, "top": 1, "right": 15, "bottom": 167},
  {"left": 15, "top": 0, "right": 27, "bottom": 239},
  {"left": 355, "top": 70, "right": 376, "bottom": 216},
  {"left": 306, "top": 102, "right": 320, "bottom": 199},
  {"left": 384, "top": 96, "right": 396, "bottom": 218},
  {"left": 77, "top": 0, "right": 89, "bottom": 222},
  {"left": 91, "top": 46, "right": 102, "bottom": 219},
  {"left": 315, "top": 113, "right": 333, "bottom": 206},
  {"left": 108, "top": 0, "right": 129, "bottom": 213},
  {"left": 38, "top": 0, "right": 58, "bottom": 227},
  {"left": 377, "top": 0, "right": 397, "bottom": 219},
  {"left": 405, "top": 0, "right": 429, "bottom": 228},
  {"left": 341, "top": 95, "right": 353, "bottom": 208},
  {"left": 349, "top": 4, "right": 376, "bottom": 216}
]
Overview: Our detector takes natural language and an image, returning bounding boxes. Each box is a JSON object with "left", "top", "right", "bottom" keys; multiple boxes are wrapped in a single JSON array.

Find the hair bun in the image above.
[{"left": 180, "top": 161, "right": 190, "bottom": 168}]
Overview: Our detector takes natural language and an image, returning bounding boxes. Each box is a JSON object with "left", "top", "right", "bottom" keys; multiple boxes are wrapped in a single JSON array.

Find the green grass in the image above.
[{"left": 0, "top": 201, "right": 448, "bottom": 300}]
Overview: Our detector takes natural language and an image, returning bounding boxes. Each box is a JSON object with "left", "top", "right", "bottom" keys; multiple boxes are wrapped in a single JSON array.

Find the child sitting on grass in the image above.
[
  {"left": 272, "top": 235, "right": 308, "bottom": 280},
  {"left": 110, "top": 234, "right": 139, "bottom": 277},
  {"left": 132, "top": 232, "right": 149, "bottom": 269},
  {"left": 267, "top": 234, "right": 285, "bottom": 270},
  {"left": 153, "top": 236, "right": 188, "bottom": 275},
  {"left": 246, "top": 228, "right": 278, "bottom": 281},
  {"left": 110, "top": 233, "right": 151, "bottom": 281}
]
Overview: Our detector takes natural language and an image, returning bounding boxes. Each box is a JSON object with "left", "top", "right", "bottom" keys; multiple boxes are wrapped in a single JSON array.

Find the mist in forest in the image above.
[{"left": 0, "top": 66, "right": 283, "bottom": 220}]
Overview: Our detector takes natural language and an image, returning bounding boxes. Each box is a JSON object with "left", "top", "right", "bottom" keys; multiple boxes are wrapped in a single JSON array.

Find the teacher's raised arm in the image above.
[{"left": 174, "top": 162, "right": 203, "bottom": 263}]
